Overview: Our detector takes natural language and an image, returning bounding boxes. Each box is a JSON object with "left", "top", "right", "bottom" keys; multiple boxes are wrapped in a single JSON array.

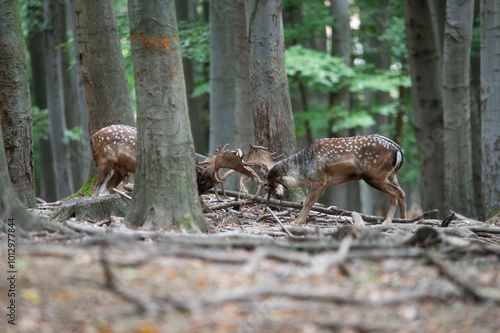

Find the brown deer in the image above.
[
  {"left": 261, "top": 135, "right": 406, "bottom": 225},
  {"left": 91, "top": 125, "right": 137, "bottom": 198},
  {"left": 197, "top": 144, "right": 262, "bottom": 200},
  {"left": 90, "top": 125, "right": 256, "bottom": 200}
]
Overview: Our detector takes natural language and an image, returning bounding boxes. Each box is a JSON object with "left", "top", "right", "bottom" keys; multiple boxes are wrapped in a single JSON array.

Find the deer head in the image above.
[{"left": 197, "top": 144, "right": 263, "bottom": 200}]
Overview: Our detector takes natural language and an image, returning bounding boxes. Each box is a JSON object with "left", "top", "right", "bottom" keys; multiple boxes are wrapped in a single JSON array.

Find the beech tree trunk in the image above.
[
  {"left": 480, "top": 0, "right": 500, "bottom": 219},
  {"left": 323, "top": 0, "right": 356, "bottom": 212},
  {"left": 73, "top": 0, "right": 135, "bottom": 136},
  {"left": 0, "top": 0, "right": 37, "bottom": 208},
  {"left": 44, "top": 0, "right": 74, "bottom": 198},
  {"left": 245, "top": 0, "right": 297, "bottom": 158},
  {"left": 234, "top": 0, "right": 254, "bottom": 150},
  {"left": 442, "top": 0, "right": 474, "bottom": 217},
  {"left": 125, "top": 0, "right": 207, "bottom": 231},
  {"left": 175, "top": 0, "right": 208, "bottom": 154},
  {"left": 404, "top": 0, "right": 445, "bottom": 217},
  {"left": 209, "top": 0, "right": 236, "bottom": 153},
  {"left": 27, "top": 2, "right": 57, "bottom": 202},
  {"left": 73, "top": 0, "right": 135, "bottom": 197}
]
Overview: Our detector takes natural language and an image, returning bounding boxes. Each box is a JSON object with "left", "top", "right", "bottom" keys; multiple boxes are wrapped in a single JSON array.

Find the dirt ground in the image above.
[{"left": 1, "top": 194, "right": 500, "bottom": 333}]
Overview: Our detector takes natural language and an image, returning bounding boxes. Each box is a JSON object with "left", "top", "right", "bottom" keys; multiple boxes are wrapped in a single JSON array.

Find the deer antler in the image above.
[
  {"left": 246, "top": 144, "right": 283, "bottom": 168},
  {"left": 243, "top": 144, "right": 284, "bottom": 198},
  {"left": 197, "top": 144, "right": 263, "bottom": 200}
]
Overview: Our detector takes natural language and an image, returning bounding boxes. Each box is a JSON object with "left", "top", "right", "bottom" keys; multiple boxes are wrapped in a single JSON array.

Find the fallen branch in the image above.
[
  {"left": 112, "top": 188, "right": 132, "bottom": 200},
  {"left": 212, "top": 189, "right": 438, "bottom": 223}
]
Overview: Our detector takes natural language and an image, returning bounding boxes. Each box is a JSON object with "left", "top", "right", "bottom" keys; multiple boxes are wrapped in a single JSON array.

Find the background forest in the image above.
[
  {"left": 2, "top": 1, "right": 500, "bottom": 331},
  {"left": 7, "top": 0, "right": 500, "bottom": 221}
]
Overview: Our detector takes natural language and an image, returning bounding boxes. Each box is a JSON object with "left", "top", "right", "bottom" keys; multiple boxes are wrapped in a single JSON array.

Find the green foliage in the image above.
[
  {"left": 63, "top": 126, "right": 82, "bottom": 145},
  {"left": 115, "top": 7, "right": 136, "bottom": 108},
  {"left": 178, "top": 20, "right": 210, "bottom": 64},
  {"left": 348, "top": 66, "right": 411, "bottom": 93},
  {"left": 378, "top": 15, "right": 408, "bottom": 62},
  {"left": 286, "top": 44, "right": 410, "bottom": 135},
  {"left": 19, "top": 0, "right": 45, "bottom": 37},
  {"left": 191, "top": 81, "right": 210, "bottom": 98},
  {"left": 283, "top": 0, "right": 331, "bottom": 45},
  {"left": 32, "top": 106, "right": 50, "bottom": 141},
  {"left": 286, "top": 45, "right": 354, "bottom": 93}
]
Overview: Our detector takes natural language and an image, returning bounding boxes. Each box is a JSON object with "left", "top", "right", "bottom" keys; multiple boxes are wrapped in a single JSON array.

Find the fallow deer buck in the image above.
[
  {"left": 261, "top": 135, "right": 406, "bottom": 225},
  {"left": 90, "top": 125, "right": 257, "bottom": 199}
]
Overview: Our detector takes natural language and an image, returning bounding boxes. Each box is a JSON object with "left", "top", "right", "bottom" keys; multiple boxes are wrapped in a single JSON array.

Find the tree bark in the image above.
[
  {"left": 323, "top": 0, "right": 356, "bottom": 212},
  {"left": 428, "top": 0, "right": 446, "bottom": 57},
  {"left": 73, "top": 0, "right": 135, "bottom": 197},
  {"left": 442, "top": 0, "right": 474, "bottom": 217},
  {"left": 125, "top": 0, "right": 207, "bottom": 231},
  {"left": 45, "top": 0, "right": 74, "bottom": 198},
  {"left": 209, "top": 0, "right": 236, "bottom": 153},
  {"left": 0, "top": 0, "right": 38, "bottom": 208},
  {"left": 27, "top": 2, "right": 57, "bottom": 202},
  {"left": 234, "top": 0, "right": 254, "bottom": 150},
  {"left": 480, "top": 0, "right": 500, "bottom": 219},
  {"left": 469, "top": 0, "right": 482, "bottom": 217},
  {"left": 245, "top": 0, "right": 297, "bottom": 158},
  {"left": 66, "top": 0, "right": 91, "bottom": 179},
  {"left": 403, "top": 0, "right": 445, "bottom": 217},
  {"left": 73, "top": 0, "right": 135, "bottom": 136},
  {"left": 59, "top": 0, "right": 86, "bottom": 191}
]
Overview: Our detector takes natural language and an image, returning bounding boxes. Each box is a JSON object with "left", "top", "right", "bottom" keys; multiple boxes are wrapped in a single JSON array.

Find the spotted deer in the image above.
[
  {"left": 90, "top": 125, "right": 254, "bottom": 199},
  {"left": 90, "top": 125, "right": 138, "bottom": 198},
  {"left": 261, "top": 135, "right": 406, "bottom": 225}
]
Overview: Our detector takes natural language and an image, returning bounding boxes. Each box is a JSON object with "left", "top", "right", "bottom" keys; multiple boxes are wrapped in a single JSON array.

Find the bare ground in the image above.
[{"left": 1, "top": 191, "right": 499, "bottom": 333}]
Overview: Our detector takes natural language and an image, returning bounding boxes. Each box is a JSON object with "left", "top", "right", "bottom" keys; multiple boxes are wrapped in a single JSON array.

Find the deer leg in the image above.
[
  {"left": 292, "top": 185, "right": 326, "bottom": 225},
  {"left": 389, "top": 172, "right": 406, "bottom": 219},
  {"left": 92, "top": 161, "right": 113, "bottom": 199},
  {"left": 106, "top": 170, "right": 125, "bottom": 195},
  {"left": 364, "top": 176, "right": 405, "bottom": 225}
]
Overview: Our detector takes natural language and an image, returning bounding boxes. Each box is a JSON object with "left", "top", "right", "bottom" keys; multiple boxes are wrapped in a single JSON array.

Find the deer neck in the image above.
[{"left": 272, "top": 147, "right": 315, "bottom": 189}]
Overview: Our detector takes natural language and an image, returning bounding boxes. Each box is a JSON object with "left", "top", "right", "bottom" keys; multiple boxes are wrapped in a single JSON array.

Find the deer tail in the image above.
[{"left": 394, "top": 147, "right": 404, "bottom": 176}]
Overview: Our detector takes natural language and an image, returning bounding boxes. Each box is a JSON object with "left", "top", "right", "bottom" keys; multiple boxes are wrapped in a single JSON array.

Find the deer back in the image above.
[{"left": 91, "top": 125, "right": 137, "bottom": 174}]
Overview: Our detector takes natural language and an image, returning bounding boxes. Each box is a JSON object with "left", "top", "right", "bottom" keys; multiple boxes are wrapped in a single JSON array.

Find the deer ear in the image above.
[{"left": 261, "top": 162, "right": 270, "bottom": 176}]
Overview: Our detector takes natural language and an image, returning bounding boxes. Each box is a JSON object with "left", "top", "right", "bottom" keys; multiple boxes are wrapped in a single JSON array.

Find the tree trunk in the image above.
[
  {"left": 428, "top": 0, "right": 446, "bottom": 57},
  {"left": 442, "top": 0, "right": 474, "bottom": 217},
  {"left": 73, "top": 0, "right": 135, "bottom": 197},
  {"left": 469, "top": 0, "right": 482, "bottom": 217},
  {"left": 73, "top": 0, "right": 135, "bottom": 136},
  {"left": 245, "top": 0, "right": 301, "bottom": 201},
  {"left": 234, "top": 0, "right": 254, "bottom": 150},
  {"left": 245, "top": 0, "right": 297, "bottom": 157},
  {"left": 27, "top": 2, "right": 57, "bottom": 202},
  {"left": 0, "top": 0, "right": 37, "bottom": 208},
  {"left": 209, "top": 0, "right": 236, "bottom": 152},
  {"left": 59, "top": 0, "right": 85, "bottom": 191},
  {"left": 234, "top": 0, "right": 256, "bottom": 193},
  {"left": 176, "top": 0, "right": 208, "bottom": 155},
  {"left": 480, "top": 0, "right": 500, "bottom": 219},
  {"left": 209, "top": 0, "right": 237, "bottom": 190},
  {"left": 323, "top": 0, "right": 355, "bottom": 212},
  {"left": 66, "top": 0, "right": 91, "bottom": 178},
  {"left": 0, "top": 2, "right": 69, "bottom": 233},
  {"left": 44, "top": 0, "right": 74, "bottom": 199},
  {"left": 403, "top": 0, "right": 445, "bottom": 217},
  {"left": 125, "top": 0, "right": 207, "bottom": 231}
]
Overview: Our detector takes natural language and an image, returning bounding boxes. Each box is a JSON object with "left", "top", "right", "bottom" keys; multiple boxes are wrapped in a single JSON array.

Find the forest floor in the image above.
[{"left": 1, "top": 190, "right": 500, "bottom": 333}]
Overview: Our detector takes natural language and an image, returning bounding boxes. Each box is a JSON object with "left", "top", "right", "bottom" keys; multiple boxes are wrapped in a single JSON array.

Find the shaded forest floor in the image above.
[{"left": 1, "top": 190, "right": 500, "bottom": 333}]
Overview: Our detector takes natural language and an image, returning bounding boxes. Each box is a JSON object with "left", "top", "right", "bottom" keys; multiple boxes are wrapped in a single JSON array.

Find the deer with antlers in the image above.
[
  {"left": 90, "top": 125, "right": 260, "bottom": 200},
  {"left": 261, "top": 135, "right": 406, "bottom": 225}
]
